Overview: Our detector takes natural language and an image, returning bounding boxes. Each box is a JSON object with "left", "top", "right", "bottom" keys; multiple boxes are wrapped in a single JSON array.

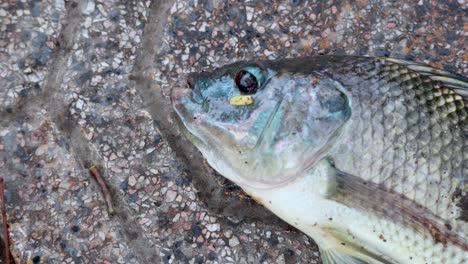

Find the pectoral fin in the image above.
[
  {"left": 330, "top": 168, "right": 468, "bottom": 250},
  {"left": 320, "top": 227, "right": 394, "bottom": 264},
  {"left": 320, "top": 249, "right": 372, "bottom": 264}
]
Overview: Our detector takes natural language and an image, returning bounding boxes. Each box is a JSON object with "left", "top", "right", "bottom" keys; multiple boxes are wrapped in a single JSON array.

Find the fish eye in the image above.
[{"left": 235, "top": 67, "right": 265, "bottom": 94}]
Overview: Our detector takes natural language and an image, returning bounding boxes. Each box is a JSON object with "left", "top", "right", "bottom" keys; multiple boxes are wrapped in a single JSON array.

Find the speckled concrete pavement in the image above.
[{"left": 0, "top": 0, "right": 465, "bottom": 263}]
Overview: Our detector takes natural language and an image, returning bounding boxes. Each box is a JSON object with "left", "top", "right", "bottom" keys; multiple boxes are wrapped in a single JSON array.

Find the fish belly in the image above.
[{"left": 241, "top": 160, "right": 467, "bottom": 264}]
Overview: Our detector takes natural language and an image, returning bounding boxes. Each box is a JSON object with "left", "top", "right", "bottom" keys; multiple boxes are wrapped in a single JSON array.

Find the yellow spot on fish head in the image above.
[{"left": 229, "top": 95, "right": 254, "bottom": 106}]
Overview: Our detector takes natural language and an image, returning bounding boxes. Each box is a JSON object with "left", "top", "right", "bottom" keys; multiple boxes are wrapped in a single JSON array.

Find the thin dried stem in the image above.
[{"left": 88, "top": 166, "right": 116, "bottom": 216}]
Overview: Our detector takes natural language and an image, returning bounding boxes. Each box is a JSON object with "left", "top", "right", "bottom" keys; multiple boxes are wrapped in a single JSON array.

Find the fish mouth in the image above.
[
  {"left": 171, "top": 86, "right": 192, "bottom": 105},
  {"left": 171, "top": 85, "right": 200, "bottom": 118},
  {"left": 171, "top": 87, "right": 200, "bottom": 133},
  {"left": 171, "top": 85, "right": 214, "bottom": 151}
]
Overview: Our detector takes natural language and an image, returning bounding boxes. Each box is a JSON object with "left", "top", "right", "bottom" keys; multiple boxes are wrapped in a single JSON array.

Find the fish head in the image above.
[{"left": 172, "top": 59, "right": 351, "bottom": 189}]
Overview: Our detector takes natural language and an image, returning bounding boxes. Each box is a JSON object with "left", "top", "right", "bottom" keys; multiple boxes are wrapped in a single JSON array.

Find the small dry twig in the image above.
[
  {"left": 88, "top": 166, "right": 116, "bottom": 216},
  {"left": 0, "top": 178, "right": 12, "bottom": 264}
]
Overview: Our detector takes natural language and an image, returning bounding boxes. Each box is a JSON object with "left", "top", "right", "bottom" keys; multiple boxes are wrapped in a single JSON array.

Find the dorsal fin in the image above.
[{"left": 382, "top": 58, "right": 468, "bottom": 97}]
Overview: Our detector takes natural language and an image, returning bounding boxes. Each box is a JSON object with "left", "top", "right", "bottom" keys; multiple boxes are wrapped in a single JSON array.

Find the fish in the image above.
[{"left": 171, "top": 55, "right": 467, "bottom": 264}]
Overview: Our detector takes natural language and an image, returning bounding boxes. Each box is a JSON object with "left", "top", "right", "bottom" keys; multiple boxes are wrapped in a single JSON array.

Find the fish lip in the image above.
[
  {"left": 171, "top": 87, "right": 192, "bottom": 105},
  {"left": 171, "top": 87, "right": 208, "bottom": 149},
  {"left": 171, "top": 87, "right": 196, "bottom": 129}
]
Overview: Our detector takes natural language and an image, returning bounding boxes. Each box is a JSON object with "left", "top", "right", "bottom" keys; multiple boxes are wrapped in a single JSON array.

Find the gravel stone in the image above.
[
  {"left": 128, "top": 175, "right": 137, "bottom": 187},
  {"left": 165, "top": 190, "right": 178, "bottom": 202},
  {"left": 229, "top": 236, "right": 240, "bottom": 247}
]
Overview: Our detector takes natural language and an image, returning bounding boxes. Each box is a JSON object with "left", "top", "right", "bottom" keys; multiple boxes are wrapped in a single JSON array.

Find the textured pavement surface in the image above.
[{"left": 0, "top": 0, "right": 466, "bottom": 263}]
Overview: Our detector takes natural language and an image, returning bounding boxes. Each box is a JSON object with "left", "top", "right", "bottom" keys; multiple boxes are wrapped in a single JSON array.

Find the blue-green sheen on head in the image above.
[{"left": 172, "top": 60, "right": 351, "bottom": 189}]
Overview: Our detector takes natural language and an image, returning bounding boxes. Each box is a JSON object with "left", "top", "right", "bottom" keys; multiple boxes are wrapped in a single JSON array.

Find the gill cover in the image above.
[{"left": 235, "top": 77, "right": 352, "bottom": 188}]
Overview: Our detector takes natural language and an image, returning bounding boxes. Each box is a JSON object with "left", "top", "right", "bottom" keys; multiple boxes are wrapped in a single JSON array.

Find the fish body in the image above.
[{"left": 171, "top": 56, "right": 467, "bottom": 263}]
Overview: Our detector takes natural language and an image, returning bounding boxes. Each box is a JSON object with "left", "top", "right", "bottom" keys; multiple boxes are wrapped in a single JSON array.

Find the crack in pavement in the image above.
[
  {"left": 43, "top": 1, "right": 162, "bottom": 263},
  {"left": 1, "top": 1, "right": 162, "bottom": 263}
]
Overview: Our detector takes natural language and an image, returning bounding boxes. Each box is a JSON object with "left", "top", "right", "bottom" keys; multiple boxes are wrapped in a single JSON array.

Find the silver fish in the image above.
[{"left": 171, "top": 56, "right": 467, "bottom": 264}]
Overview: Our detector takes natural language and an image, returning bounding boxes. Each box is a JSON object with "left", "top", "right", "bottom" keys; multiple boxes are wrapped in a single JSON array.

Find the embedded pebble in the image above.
[
  {"left": 128, "top": 175, "right": 137, "bottom": 187},
  {"left": 165, "top": 190, "right": 178, "bottom": 202},
  {"left": 229, "top": 236, "right": 240, "bottom": 247}
]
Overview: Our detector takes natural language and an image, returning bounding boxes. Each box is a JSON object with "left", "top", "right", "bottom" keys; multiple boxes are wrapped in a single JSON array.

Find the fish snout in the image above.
[{"left": 170, "top": 87, "right": 186, "bottom": 104}]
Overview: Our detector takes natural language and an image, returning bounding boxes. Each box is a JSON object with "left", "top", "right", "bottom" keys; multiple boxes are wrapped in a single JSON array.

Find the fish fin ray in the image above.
[
  {"left": 320, "top": 249, "right": 371, "bottom": 264},
  {"left": 320, "top": 228, "right": 394, "bottom": 264},
  {"left": 382, "top": 57, "right": 468, "bottom": 96}
]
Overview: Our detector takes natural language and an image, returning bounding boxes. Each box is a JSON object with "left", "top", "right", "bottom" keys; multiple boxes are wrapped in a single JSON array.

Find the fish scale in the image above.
[
  {"left": 332, "top": 58, "right": 466, "bottom": 238},
  {"left": 332, "top": 58, "right": 466, "bottom": 258},
  {"left": 172, "top": 55, "right": 467, "bottom": 263}
]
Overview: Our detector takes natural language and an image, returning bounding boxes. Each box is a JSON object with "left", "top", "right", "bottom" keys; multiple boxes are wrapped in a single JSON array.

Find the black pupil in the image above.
[{"left": 235, "top": 70, "right": 258, "bottom": 94}]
